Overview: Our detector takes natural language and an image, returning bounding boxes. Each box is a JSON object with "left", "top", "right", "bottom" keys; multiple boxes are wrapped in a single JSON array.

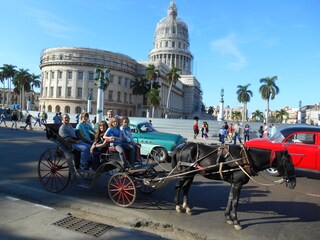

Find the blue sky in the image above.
[{"left": 0, "top": 0, "right": 319, "bottom": 113}]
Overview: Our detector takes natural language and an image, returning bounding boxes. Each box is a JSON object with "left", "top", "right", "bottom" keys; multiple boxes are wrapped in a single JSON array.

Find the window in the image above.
[
  {"left": 65, "top": 106, "right": 70, "bottom": 113},
  {"left": 125, "top": 78, "right": 128, "bottom": 87},
  {"left": 117, "top": 91, "right": 121, "bottom": 102},
  {"left": 45, "top": 72, "right": 49, "bottom": 79},
  {"left": 50, "top": 87, "right": 54, "bottom": 97},
  {"left": 118, "top": 76, "right": 122, "bottom": 85},
  {"left": 59, "top": 54, "right": 63, "bottom": 60},
  {"left": 58, "top": 71, "right": 62, "bottom": 79},
  {"left": 88, "top": 71, "right": 94, "bottom": 81},
  {"left": 51, "top": 71, "right": 55, "bottom": 79},
  {"left": 172, "top": 27, "right": 176, "bottom": 33},
  {"left": 67, "top": 87, "right": 71, "bottom": 97},
  {"left": 287, "top": 133, "right": 315, "bottom": 145},
  {"left": 172, "top": 42, "right": 175, "bottom": 48},
  {"left": 165, "top": 41, "right": 168, "bottom": 47},
  {"left": 124, "top": 93, "right": 127, "bottom": 103},
  {"left": 67, "top": 71, "right": 72, "bottom": 79},
  {"left": 78, "top": 71, "right": 83, "bottom": 80},
  {"left": 108, "top": 90, "right": 113, "bottom": 101},
  {"left": 110, "top": 75, "right": 114, "bottom": 83},
  {"left": 58, "top": 87, "right": 62, "bottom": 97},
  {"left": 77, "top": 88, "right": 82, "bottom": 98}
]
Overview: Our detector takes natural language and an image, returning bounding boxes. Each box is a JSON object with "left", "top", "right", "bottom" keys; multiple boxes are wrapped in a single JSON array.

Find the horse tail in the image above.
[{"left": 171, "top": 147, "right": 179, "bottom": 169}]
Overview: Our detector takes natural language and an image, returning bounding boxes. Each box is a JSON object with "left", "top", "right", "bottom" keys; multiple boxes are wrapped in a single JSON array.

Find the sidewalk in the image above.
[{"left": 0, "top": 193, "right": 165, "bottom": 240}]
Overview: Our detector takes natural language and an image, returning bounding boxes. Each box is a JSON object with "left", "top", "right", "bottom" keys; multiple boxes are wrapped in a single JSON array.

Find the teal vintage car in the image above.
[{"left": 129, "top": 121, "right": 187, "bottom": 162}]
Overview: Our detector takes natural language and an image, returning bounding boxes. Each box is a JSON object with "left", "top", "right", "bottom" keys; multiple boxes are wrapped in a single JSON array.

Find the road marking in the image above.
[
  {"left": 34, "top": 204, "right": 53, "bottom": 210},
  {"left": 306, "top": 193, "right": 320, "bottom": 198}
]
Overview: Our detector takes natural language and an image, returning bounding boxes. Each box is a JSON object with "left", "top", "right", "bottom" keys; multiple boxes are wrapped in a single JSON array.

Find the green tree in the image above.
[
  {"left": 146, "top": 64, "right": 160, "bottom": 89},
  {"left": 275, "top": 109, "right": 289, "bottom": 123},
  {"left": 0, "top": 64, "right": 16, "bottom": 105},
  {"left": 13, "top": 68, "right": 32, "bottom": 109},
  {"left": 130, "top": 77, "right": 150, "bottom": 115},
  {"left": 147, "top": 88, "right": 161, "bottom": 118},
  {"left": 165, "top": 66, "right": 181, "bottom": 118},
  {"left": 208, "top": 106, "right": 214, "bottom": 115},
  {"left": 231, "top": 111, "right": 242, "bottom": 121},
  {"left": 259, "top": 76, "right": 279, "bottom": 125},
  {"left": 236, "top": 84, "right": 253, "bottom": 121},
  {"left": 251, "top": 110, "right": 264, "bottom": 122}
]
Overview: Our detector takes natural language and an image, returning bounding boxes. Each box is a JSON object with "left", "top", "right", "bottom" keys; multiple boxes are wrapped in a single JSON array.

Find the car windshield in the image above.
[
  {"left": 268, "top": 131, "right": 285, "bottom": 143},
  {"left": 138, "top": 122, "right": 156, "bottom": 133}
]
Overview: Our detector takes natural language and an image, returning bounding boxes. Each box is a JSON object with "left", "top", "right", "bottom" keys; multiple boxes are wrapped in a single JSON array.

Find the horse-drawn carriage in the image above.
[
  {"left": 38, "top": 124, "right": 297, "bottom": 230},
  {"left": 37, "top": 123, "right": 168, "bottom": 207}
]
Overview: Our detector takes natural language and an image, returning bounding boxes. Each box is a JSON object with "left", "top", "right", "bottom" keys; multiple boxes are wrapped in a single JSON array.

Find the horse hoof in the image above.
[
  {"left": 226, "top": 220, "right": 233, "bottom": 225},
  {"left": 175, "top": 205, "right": 183, "bottom": 213},
  {"left": 234, "top": 224, "right": 242, "bottom": 230},
  {"left": 186, "top": 208, "right": 193, "bottom": 215}
]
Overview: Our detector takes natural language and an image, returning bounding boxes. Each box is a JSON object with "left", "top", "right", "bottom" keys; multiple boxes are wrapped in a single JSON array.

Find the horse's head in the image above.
[{"left": 275, "top": 150, "right": 296, "bottom": 189}]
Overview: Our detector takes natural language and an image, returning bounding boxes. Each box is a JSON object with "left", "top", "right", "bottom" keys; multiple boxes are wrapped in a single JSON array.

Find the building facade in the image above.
[{"left": 38, "top": 1, "right": 202, "bottom": 119}]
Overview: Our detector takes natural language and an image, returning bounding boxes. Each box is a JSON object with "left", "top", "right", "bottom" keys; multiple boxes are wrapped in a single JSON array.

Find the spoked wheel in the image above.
[
  {"left": 38, "top": 148, "right": 70, "bottom": 193},
  {"left": 108, "top": 173, "right": 136, "bottom": 207}
]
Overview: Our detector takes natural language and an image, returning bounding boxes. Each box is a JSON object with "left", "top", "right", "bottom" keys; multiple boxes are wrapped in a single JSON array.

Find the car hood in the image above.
[{"left": 139, "top": 131, "right": 185, "bottom": 141}]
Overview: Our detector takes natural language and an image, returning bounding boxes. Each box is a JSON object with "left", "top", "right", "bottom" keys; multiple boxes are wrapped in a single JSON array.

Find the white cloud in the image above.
[
  {"left": 27, "top": 8, "right": 84, "bottom": 38},
  {"left": 211, "top": 34, "right": 247, "bottom": 70}
]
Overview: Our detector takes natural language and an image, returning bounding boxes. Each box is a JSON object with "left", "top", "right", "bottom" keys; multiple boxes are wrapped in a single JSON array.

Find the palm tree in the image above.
[
  {"left": 13, "top": 68, "right": 31, "bottom": 109},
  {"left": 146, "top": 64, "right": 160, "bottom": 89},
  {"left": 147, "top": 88, "right": 161, "bottom": 118},
  {"left": 165, "top": 66, "right": 181, "bottom": 118},
  {"left": 259, "top": 76, "right": 279, "bottom": 125},
  {"left": 251, "top": 110, "right": 264, "bottom": 122},
  {"left": 130, "top": 77, "right": 150, "bottom": 115},
  {"left": 30, "top": 73, "right": 41, "bottom": 90},
  {"left": 208, "top": 106, "right": 214, "bottom": 115},
  {"left": 0, "top": 64, "right": 16, "bottom": 106},
  {"left": 231, "top": 111, "right": 242, "bottom": 121},
  {"left": 236, "top": 84, "right": 253, "bottom": 121},
  {"left": 275, "top": 109, "right": 289, "bottom": 123}
]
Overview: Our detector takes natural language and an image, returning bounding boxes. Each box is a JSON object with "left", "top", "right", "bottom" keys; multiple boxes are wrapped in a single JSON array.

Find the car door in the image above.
[{"left": 283, "top": 132, "right": 318, "bottom": 171}]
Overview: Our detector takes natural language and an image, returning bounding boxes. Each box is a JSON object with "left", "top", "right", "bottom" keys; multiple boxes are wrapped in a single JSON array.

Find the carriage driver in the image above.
[{"left": 59, "top": 114, "right": 91, "bottom": 170}]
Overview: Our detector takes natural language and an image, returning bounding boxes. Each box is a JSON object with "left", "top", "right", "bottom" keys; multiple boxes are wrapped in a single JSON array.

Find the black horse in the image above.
[{"left": 171, "top": 143, "right": 296, "bottom": 230}]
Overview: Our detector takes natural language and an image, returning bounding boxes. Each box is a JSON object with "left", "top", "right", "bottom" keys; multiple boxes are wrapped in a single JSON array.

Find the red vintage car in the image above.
[{"left": 244, "top": 126, "right": 320, "bottom": 176}]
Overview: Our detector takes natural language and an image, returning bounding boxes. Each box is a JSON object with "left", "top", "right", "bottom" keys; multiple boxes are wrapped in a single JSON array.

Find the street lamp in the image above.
[{"left": 94, "top": 68, "right": 110, "bottom": 122}]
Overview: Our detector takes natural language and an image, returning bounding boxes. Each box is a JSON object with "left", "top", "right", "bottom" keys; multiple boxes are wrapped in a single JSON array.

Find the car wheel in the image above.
[
  {"left": 153, "top": 147, "right": 169, "bottom": 163},
  {"left": 265, "top": 167, "right": 280, "bottom": 176}
]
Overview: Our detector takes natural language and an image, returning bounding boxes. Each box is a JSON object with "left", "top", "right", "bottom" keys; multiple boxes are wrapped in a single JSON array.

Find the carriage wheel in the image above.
[
  {"left": 38, "top": 148, "right": 70, "bottom": 193},
  {"left": 108, "top": 173, "right": 136, "bottom": 207}
]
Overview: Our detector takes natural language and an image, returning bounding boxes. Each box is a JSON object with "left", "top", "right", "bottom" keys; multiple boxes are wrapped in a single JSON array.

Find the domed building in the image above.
[{"left": 39, "top": 1, "right": 202, "bottom": 118}]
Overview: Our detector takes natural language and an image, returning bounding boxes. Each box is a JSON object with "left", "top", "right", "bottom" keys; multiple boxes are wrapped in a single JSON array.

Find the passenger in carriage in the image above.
[
  {"left": 104, "top": 117, "right": 135, "bottom": 168},
  {"left": 120, "top": 116, "right": 141, "bottom": 163},
  {"left": 59, "top": 114, "right": 91, "bottom": 170},
  {"left": 90, "top": 121, "right": 113, "bottom": 169},
  {"left": 76, "top": 112, "right": 96, "bottom": 144}
]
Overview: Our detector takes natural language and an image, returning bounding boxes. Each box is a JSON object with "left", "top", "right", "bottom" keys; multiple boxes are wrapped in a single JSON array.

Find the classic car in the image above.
[
  {"left": 129, "top": 121, "right": 187, "bottom": 162},
  {"left": 244, "top": 125, "right": 320, "bottom": 176}
]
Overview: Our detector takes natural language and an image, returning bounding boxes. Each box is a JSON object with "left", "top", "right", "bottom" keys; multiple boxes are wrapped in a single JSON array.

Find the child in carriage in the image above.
[{"left": 104, "top": 117, "right": 135, "bottom": 168}]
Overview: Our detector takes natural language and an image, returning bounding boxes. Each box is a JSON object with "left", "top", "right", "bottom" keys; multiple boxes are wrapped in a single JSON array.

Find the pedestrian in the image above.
[
  {"left": 59, "top": 114, "right": 91, "bottom": 170},
  {"left": 227, "top": 123, "right": 233, "bottom": 143},
  {"left": 233, "top": 121, "right": 242, "bottom": 145},
  {"left": 40, "top": 112, "right": 46, "bottom": 124},
  {"left": 219, "top": 126, "right": 227, "bottom": 143},
  {"left": 34, "top": 112, "right": 42, "bottom": 127},
  {"left": 269, "top": 123, "right": 277, "bottom": 137},
  {"left": 10, "top": 110, "right": 18, "bottom": 130},
  {"left": 258, "top": 126, "right": 264, "bottom": 138},
  {"left": 23, "top": 114, "right": 33, "bottom": 130},
  {"left": 243, "top": 124, "right": 250, "bottom": 142},
  {"left": 0, "top": 112, "right": 7, "bottom": 127},
  {"left": 53, "top": 112, "right": 61, "bottom": 124},
  {"left": 201, "top": 121, "right": 209, "bottom": 139},
  {"left": 263, "top": 123, "right": 269, "bottom": 138},
  {"left": 193, "top": 116, "right": 199, "bottom": 139}
]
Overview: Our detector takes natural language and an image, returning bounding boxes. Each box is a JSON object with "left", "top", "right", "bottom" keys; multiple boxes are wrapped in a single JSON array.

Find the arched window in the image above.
[
  {"left": 65, "top": 106, "right": 70, "bottom": 113},
  {"left": 75, "top": 106, "right": 81, "bottom": 114},
  {"left": 55, "top": 105, "right": 60, "bottom": 113},
  {"left": 48, "top": 105, "right": 52, "bottom": 112}
]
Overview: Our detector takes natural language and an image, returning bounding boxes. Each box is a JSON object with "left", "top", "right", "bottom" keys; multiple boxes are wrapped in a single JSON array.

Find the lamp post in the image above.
[
  {"left": 298, "top": 100, "right": 302, "bottom": 124},
  {"left": 94, "top": 68, "right": 110, "bottom": 122},
  {"left": 87, "top": 89, "right": 92, "bottom": 114},
  {"left": 218, "top": 88, "right": 224, "bottom": 121}
]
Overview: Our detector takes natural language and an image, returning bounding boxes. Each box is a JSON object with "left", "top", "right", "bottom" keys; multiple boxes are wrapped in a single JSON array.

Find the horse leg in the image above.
[
  {"left": 182, "top": 176, "right": 194, "bottom": 215},
  {"left": 226, "top": 182, "right": 243, "bottom": 230},
  {"left": 174, "top": 178, "right": 186, "bottom": 213},
  {"left": 225, "top": 183, "right": 234, "bottom": 224}
]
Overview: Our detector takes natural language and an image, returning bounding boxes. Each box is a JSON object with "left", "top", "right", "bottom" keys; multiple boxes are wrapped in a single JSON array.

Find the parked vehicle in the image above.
[
  {"left": 244, "top": 126, "right": 320, "bottom": 176},
  {"left": 130, "top": 121, "right": 187, "bottom": 163}
]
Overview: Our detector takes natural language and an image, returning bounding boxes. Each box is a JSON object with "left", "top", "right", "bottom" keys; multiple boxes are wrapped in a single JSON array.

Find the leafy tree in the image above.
[
  {"left": 208, "top": 106, "right": 214, "bottom": 115},
  {"left": 259, "top": 76, "right": 279, "bottom": 125},
  {"left": 130, "top": 77, "right": 150, "bottom": 114},
  {"left": 146, "top": 64, "right": 160, "bottom": 89},
  {"left": 275, "top": 109, "right": 289, "bottom": 123},
  {"left": 165, "top": 66, "right": 181, "bottom": 118},
  {"left": 251, "top": 109, "right": 264, "bottom": 122},
  {"left": 0, "top": 64, "right": 16, "bottom": 105},
  {"left": 236, "top": 84, "right": 253, "bottom": 121},
  {"left": 147, "top": 88, "right": 161, "bottom": 118},
  {"left": 231, "top": 111, "right": 242, "bottom": 121},
  {"left": 13, "top": 68, "right": 31, "bottom": 109}
]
